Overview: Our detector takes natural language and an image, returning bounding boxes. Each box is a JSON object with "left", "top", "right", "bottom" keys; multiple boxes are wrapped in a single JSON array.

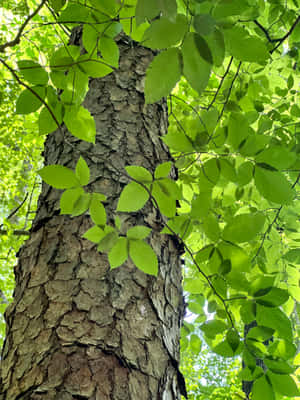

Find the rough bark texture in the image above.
[{"left": 0, "top": 37, "right": 185, "bottom": 399}]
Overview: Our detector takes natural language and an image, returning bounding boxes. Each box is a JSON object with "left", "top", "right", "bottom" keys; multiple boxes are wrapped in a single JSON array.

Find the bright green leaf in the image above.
[
  {"left": 127, "top": 226, "right": 151, "bottom": 240},
  {"left": 82, "top": 225, "right": 104, "bottom": 243},
  {"left": 64, "top": 106, "right": 96, "bottom": 143},
  {"left": 252, "top": 376, "right": 275, "bottom": 400},
  {"left": 60, "top": 187, "right": 84, "bottom": 214},
  {"left": 125, "top": 166, "right": 152, "bottom": 183},
  {"left": 76, "top": 157, "right": 90, "bottom": 186},
  {"left": 267, "top": 371, "right": 299, "bottom": 397},
  {"left": 117, "top": 182, "right": 149, "bottom": 212},
  {"left": 89, "top": 197, "right": 106, "bottom": 226},
  {"left": 129, "top": 239, "right": 158, "bottom": 275},
  {"left": 108, "top": 237, "right": 128, "bottom": 269},
  {"left": 39, "top": 165, "right": 79, "bottom": 189}
]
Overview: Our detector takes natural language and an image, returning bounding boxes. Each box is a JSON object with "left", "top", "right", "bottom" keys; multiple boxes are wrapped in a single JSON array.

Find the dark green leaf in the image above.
[
  {"left": 18, "top": 60, "right": 48, "bottom": 85},
  {"left": 181, "top": 33, "right": 211, "bottom": 95},
  {"left": 16, "top": 86, "right": 46, "bottom": 115},
  {"left": 252, "top": 376, "right": 275, "bottom": 400},
  {"left": 193, "top": 14, "right": 216, "bottom": 36}
]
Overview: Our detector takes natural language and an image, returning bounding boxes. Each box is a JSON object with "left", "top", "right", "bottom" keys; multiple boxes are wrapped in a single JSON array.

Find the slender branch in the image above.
[
  {"left": 208, "top": 57, "right": 233, "bottom": 110},
  {"left": 0, "top": 0, "right": 47, "bottom": 53},
  {"left": 217, "top": 61, "right": 242, "bottom": 123},
  {"left": 270, "top": 15, "right": 300, "bottom": 54},
  {"left": 253, "top": 20, "right": 278, "bottom": 43},
  {"left": 1, "top": 194, "right": 28, "bottom": 227}
]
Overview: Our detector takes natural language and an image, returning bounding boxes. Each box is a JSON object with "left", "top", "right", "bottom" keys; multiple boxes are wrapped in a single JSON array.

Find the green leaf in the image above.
[
  {"left": 152, "top": 181, "right": 176, "bottom": 217},
  {"left": 145, "top": 48, "right": 181, "bottom": 104},
  {"left": 254, "top": 167, "right": 295, "bottom": 205},
  {"left": 255, "top": 147, "right": 297, "bottom": 170},
  {"left": 82, "top": 225, "right": 105, "bottom": 243},
  {"left": 267, "top": 371, "right": 299, "bottom": 397},
  {"left": 60, "top": 69, "right": 89, "bottom": 106},
  {"left": 18, "top": 60, "right": 48, "bottom": 85},
  {"left": 135, "top": 0, "right": 160, "bottom": 26},
  {"left": 108, "top": 237, "right": 128, "bottom": 269},
  {"left": 16, "top": 86, "right": 46, "bottom": 115},
  {"left": 252, "top": 376, "right": 275, "bottom": 400},
  {"left": 257, "top": 305, "right": 293, "bottom": 340},
  {"left": 212, "top": 0, "right": 250, "bottom": 18},
  {"left": 154, "top": 162, "right": 172, "bottom": 179},
  {"left": 224, "top": 26, "right": 269, "bottom": 63},
  {"left": 89, "top": 0, "right": 117, "bottom": 16},
  {"left": 213, "top": 340, "right": 235, "bottom": 358},
  {"left": 49, "top": 0, "right": 66, "bottom": 12},
  {"left": 99, "top": 37, "right": 120, "bottom": 68},
  {"left": 284, "top": 249, "right": 300, "bottom": 264},
  {"left": 158, "top": 0, "right": 177, "bottom": 21},
  {"left": 127, "top": 226, "right": 151, "bottom": 240},
  {"left": 181, "top": 33, "right": 211, "bottom": 95},
  {"left": 236, "top": 161, "right": 253, "bottom": 186},
  {"left": 247, "top": 326, "right": 275, "bottom": 342},
  {"left": 117, "top": 182, "right": 149, "bottom": 212},
  {"left": 58, "top": 3, "right": 90, "bottom": 22},
  {"left": 38, "top": 104, "right": 63, "bottom": 135},
  {"left": 200, "top": 320, "right": 227, "bottom": 339},
  {"left": 50, "top": 45, "right": 80, "bottom": 72},
  {"left": 202, "top": 213, "right": 220, "bottom": 242},
  {"left": 255, "top": 287, "right": 289, "bottom": 307},
  {"left": 72, "top": 193, "right": 91, "bottom": 216},
  {"left": 98, "top": 229, "right": 119, "bottom": 253},
  {"left": 191, "top": 192, "right": 211, "bottom": 219},
  {"left": 77, "top": 54, "right": 113, "bottom": 78},
  {"left": 222, "top": 212, "right": 265, "bottom": 243},
  {"left": 194, "top": 34, "right": 213, "bottom": 64},
  {"left": 39, "top": 165, "right": 79, "bottom": 189},
  {"left": 205, "top": 28, "right": 225, "bottom": 67},
  {"left": 193, "top": 14, "right": 215, "bottom": 36},
  {"left": 125, "top": 166, "right": 152, "bottom": 183},
  {"left": 76, "top": 157, "right": 90, "bottom": 186},
  {"left": 64, "top": 106, "right": 96, "bottom": 143},
  {"left": 60, "top": 187, "right": 84, "bottom": 214},
  {"left": 264, "top": 359, "right": 295, "bottom": 375},
  {"left": 190, "top": 334, "right": 202, "bottom": 354},
  {"left": 142, "top": 14, "right": 187, "bottom": 49},
  {"left": 268, "top": 339, "right": 297, "bottom": 360},
  {"left": 89, "top": 197, "right": 106, "bottom": 226},
  {"left": 129, "top": 239, "right": 158, "bottom": 275},
  {"left": 162, "top": 128, "right": 194, "bottom": 152},
  {"left": 227, "top": 112, "right": 250, "bottom": 150},
  {"left": 161, "top": 215, "right": 191, "bottom": 240},
  {"left": 226, "top": 328, "right": 240, "bottom": 353}
]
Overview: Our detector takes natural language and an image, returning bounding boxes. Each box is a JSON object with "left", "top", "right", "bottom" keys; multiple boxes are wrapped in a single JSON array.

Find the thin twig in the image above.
[
  {"left": 208, "top": 57, "right": 233, "bottom": 110},
  {"left": 270, "top": 15, "right": 300, "bottom": 54}
]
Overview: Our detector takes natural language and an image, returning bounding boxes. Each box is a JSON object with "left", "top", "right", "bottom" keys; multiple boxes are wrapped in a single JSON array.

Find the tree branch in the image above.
[
  {"left": 0, "top": 0, "right": 47, "bottom": 53},
  {"left": 270, "top": 15, "right": 300, "bottom": 54},
  {"left": 0, "top": 230, "right": 30, "bottom": 236}
]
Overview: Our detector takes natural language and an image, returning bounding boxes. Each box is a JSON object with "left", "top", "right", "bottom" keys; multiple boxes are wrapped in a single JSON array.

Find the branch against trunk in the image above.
[{"left": 0, "top": 36, "right": 185, "bottom": 399}]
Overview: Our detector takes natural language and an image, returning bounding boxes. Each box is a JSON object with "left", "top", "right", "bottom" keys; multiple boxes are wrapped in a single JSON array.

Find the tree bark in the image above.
[{"left": 0, "top": 36, "right": 185, "bottom": 400}]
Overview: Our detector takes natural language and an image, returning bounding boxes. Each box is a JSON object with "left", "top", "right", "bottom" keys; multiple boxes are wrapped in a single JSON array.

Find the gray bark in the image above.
[{"left": 0, "top": 37, "right": 185, "bottom": 399}]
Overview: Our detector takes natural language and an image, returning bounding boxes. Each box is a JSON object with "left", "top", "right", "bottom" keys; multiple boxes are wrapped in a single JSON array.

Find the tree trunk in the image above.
[{"left": 0, "top": 36, "right": 185, "bottom": 400}]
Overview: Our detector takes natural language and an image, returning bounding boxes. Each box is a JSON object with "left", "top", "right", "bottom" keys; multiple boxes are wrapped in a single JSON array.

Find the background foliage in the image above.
[{"left": 0, "top": 0, "right": 300, "bottom": 398}]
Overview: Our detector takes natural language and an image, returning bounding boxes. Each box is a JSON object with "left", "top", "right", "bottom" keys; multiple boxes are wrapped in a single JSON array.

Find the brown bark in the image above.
[{"left": 0, "top": 37, "right": 185, "bottom": 399}]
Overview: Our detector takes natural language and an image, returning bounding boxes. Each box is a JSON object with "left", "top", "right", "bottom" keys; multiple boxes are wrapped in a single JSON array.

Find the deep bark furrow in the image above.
[{"left": 0, "top": 38, "right": 184, "bottom": 399}]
